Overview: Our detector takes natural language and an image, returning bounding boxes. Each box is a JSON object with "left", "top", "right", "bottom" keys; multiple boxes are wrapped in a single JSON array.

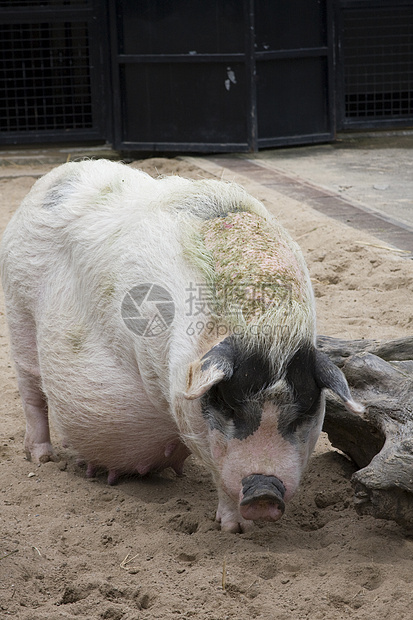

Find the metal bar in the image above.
[
  {"left": 339, "top": 0, "right": 413, "bottom": 7},
  {"left": 342, "top": 118, "right": 413, "bottom": 129},
  {"left": 108, "top": 0, "right": 123, "bottom": 149},
  {"left": 0, "top": 8, "right": 93, "bottom": 25},
  {"left": 254, "top": 47, "right": 329, "bottom": 61},
  {"left": 334, "top": 0, "right": 346, "bottom": 131},
  {"left": 0, "top": 130, "right": 103, "bottom": 145},
  {"left": 257, "top": 133, "right": 335, "bottom": 149},
  {"left": 116, "top": 141, "right": 251, "bottom": 153},
  {"left": 117, "top": 53, "right": 245, "bottom": 64},
  {"left": 245, "top": 0, "right": 257, "bottom": 152},
  {"left": 326, "top": 0, "right": 337, "bottom": 139},
  {"left": 89, "top": 0, "right": 112, "bottom": 142}
]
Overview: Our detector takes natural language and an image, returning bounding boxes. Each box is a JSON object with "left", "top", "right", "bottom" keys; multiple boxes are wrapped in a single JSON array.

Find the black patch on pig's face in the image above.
[
  {"left": 201, "top": 344, "right": 324, "bottom": 442},
  {"left": 277, "top": 347, "right": 322, "bottom": 438},
  {"left": 201, "top": 349, "right": 273, "bottom": 440},
  {"left": 200, "top": 337, "right": 235, "bottom": 382}
]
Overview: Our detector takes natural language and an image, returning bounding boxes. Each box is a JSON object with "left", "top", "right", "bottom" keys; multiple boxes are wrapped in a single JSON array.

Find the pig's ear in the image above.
[
  {"left": 184, "top": 338, "right": 235, "bottom": 400},
  {"left": 314, "top": 349, "right": 365, "bottom": 414}
]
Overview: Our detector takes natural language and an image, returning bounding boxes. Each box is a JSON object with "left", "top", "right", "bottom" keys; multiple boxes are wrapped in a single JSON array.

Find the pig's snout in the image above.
[{"left": 240, "top": 474, "right": 286, "bottom": 522}]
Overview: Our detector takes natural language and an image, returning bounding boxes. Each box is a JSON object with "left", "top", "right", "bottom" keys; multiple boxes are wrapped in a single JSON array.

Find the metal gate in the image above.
[
  {"left": 0, "top": 0, "right": 110, "bottom": 145},
  {"left": 337, "top": 0, "right": 413, "bottom": 130},
  {"left": 109, "top": 0, "right": 334, "bottom": 152},
  {"left": 254, "top": 0, "right": 334, "bottom": 149},
  {"left": 3, "top": 1, "right": 411, "bottom": 151}
]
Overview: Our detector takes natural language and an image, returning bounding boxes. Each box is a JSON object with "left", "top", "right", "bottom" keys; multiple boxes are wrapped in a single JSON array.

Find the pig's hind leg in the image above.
[
  {"left": 8, "top": 313, "right": 54, "bottom": 463},
  {"left": 18, "top": 367, "right": 54, "bottom": 463}
]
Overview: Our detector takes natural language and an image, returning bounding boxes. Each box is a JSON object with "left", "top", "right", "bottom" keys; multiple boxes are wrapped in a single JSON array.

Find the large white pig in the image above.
[{"left": 0, "top": 160, "right": 363, "bottom": 532}]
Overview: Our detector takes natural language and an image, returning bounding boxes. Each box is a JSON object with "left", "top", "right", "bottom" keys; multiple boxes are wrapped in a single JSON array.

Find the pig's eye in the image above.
[
  {"left": 277, "top": 388, "right": 322, "bottom": 437},
  {"left": 202, "top": 387, "right": 263, "bottom": 439},
  {"left": 293, "top": 393, "right": 322, "bottom": 429},
  {"left": 216, "top": 393, "right": 238, "bottom": 419},
  {"left": 296, "top": 390, "right": 321, "bottom": 418},
  {"left": 205, "top": 385, "right": 237, "bottom": 420}
]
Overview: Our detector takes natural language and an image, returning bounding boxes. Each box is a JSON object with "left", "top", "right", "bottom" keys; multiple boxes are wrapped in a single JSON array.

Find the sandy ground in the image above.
[{"left": 2, "top": 155, "right": 413, "bottom": 620}]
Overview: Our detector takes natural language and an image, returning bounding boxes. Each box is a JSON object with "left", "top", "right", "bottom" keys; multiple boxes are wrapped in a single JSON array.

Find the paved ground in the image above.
[
  {"left": 201, "top": 132, "right": 413, "bottom": 252},
  {"left": 252, "top": 133, "right": 413, "bottom": 230}
]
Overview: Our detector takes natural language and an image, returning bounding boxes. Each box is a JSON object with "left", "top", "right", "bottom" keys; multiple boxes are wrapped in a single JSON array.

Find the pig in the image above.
[{"left": 0, "top": 159, "right": 363, "bottom": 532}]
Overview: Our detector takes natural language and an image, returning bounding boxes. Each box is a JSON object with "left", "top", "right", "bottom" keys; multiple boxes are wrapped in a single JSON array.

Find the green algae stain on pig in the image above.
[
  {"left": 65, "top": 325, "right": 86, "bottom": 354},
  {"left": 201, "top": 211, "right": 306, "bottom": 320},
  {"left": 184, "top": 208, "right": 316, "bottom": 359}
]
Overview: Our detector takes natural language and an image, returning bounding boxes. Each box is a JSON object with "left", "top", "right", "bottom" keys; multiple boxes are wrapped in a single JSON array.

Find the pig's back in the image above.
[{"left": 0, "top": 160, "right": 186, "bottom": 319}]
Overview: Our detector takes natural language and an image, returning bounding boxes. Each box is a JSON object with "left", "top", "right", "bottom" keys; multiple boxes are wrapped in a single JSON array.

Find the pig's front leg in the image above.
[
  {"left": 17, "top": 367, "right": 55, "bottom": 463},
  {"left": 216, "top": 487, "right": 254, "bottom": 533}
]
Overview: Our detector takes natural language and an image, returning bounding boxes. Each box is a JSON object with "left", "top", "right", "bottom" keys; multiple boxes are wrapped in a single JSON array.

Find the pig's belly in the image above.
[{"left": 40, "top": 349, "right": 188, "bottom": 475}]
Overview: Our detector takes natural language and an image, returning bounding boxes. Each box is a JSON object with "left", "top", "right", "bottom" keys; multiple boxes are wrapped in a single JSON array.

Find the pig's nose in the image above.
[{"left": 240, "top": 474, "right": 286, "bottom": 522}]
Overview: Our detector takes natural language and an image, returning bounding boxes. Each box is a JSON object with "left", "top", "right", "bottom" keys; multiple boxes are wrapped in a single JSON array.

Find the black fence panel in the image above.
[
  {"left": 3, "top": 1, "right": 412, "bottom": 150},
  {"left": 121, "top": 62, "right": 248, "bottom": 147},
  {"left": 110, "top": 0, "right": 335, "bottom": 152},
  {"left": 110, "top": 0, "right": 252, "bottom": 152},
  {"left": 257, "top": 58, "right": 332, "bottom": 147},
  {"left": 337, "top": 0, "right": 413, "bottom": 130},
  {"left": 254, "top": 0, "right": 333, "bottom": 149},
  {"left": 0, "top": 0, "right": 110, "bottom": 145}
]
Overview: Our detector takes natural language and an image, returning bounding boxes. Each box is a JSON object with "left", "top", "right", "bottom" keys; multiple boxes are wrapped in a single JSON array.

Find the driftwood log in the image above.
[{"left": 318, "top": 335, "right": 413, "bottom": 529}]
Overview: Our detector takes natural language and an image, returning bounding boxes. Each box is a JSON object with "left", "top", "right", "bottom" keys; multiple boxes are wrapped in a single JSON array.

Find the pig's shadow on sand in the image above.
[
  {"left": 66, "top": 447, "right": 359, "bottom": 532},
  {"left": 70, "top": 453, "right": 214, "bottom": 508}
]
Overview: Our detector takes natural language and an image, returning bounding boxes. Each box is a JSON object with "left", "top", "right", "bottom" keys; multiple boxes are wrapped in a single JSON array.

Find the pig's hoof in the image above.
[
  {"left": 25, "top": 442, "right": 55, "bottom": 464},
  {"left": 216, "top": 510, "right": 254, "bottom": 533},
  {"left": 107, "top": 470, "right": 120, "bottom": 485},
  {"left": 219, "top": 518, "right": 254, "bottom": 533},
  {"left": 86, "top": 463, "right": 97, "bottom": 478}
]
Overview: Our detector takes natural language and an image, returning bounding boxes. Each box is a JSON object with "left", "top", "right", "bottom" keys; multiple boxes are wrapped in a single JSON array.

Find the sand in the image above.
[{"left": 1, "top": 156, "right": 413, "bottom": 620}]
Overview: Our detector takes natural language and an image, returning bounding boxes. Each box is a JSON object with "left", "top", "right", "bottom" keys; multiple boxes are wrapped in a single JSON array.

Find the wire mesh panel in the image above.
[
  {"left": 342, "top": 5, "right": 413, "bottom": 126},
  {"left": 0, "top": 22, "right": 93, "bottom": 133},
  {"left": 0, "top": 0, "right": 108, "bottom": 144}
]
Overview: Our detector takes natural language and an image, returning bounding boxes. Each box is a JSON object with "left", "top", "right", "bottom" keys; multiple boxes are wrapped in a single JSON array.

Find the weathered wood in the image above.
[
  {"left": 317, "top": 335, "right": 413, "bottom": 365},
  {"left": 319, "top": 336, "right": 413, "bottom": 529}
]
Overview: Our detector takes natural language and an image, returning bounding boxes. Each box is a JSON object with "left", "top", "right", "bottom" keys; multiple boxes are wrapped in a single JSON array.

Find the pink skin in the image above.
[
  {"left": 83, "top": 445, "right": 189, "bottom": 484},
  {"left": 211, "top": 402, "right": 305, "bottom": 529},
  {"left": 81, "top": 447, "right": 189, "bottom": 483},
  {"left": 133, "top": 445, "right": 189, "bottom": 478},
  {"left": 239, "top": 498, "right": 284, "bottom": 522},
  {"left": 165, "top": 441, "right": 178, "bottom": 459},
  {"left": 42, "top": 364, "right": 191, "bottom": 483},
  {"left": 136, "top": 463, "right": 151, "bottom": 476},
  {"left": 19, "top": 364, "right": 191, "bottom": 483},
  {"left": 86, "top": 463, "right": 97, "bottom": 478},
  {"left": 107, "top": 470, "right": 120, "bottom": 485},
  {"left": 216, "top": 487, "right": 254, "bottom": 533}
]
